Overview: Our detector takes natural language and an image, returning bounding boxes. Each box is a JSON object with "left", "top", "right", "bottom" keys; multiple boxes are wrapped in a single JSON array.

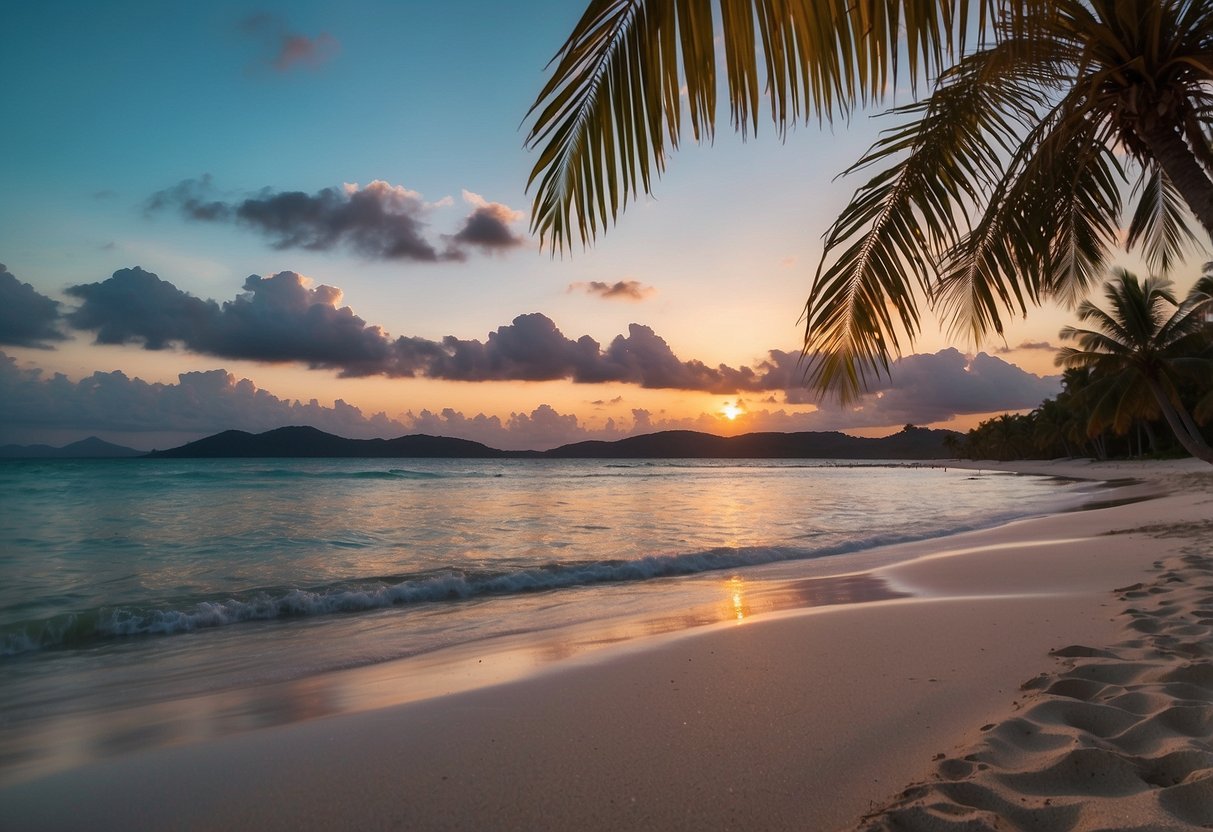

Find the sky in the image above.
[{"left": 2, "top": 1, "right": 1206, "bottom": 451}]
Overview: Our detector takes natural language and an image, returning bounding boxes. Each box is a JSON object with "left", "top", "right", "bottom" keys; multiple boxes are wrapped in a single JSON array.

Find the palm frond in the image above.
[
  {"left": 803, "top": 42, "right": 1043, "bottom": 401},
  {"left": 524, "top": 1, "right": 685, "bottom": 255},
  {"left": 1126, "top": 166, "right": 1200, "bottom": 276},
  {"left": 935, "top": 99, "right": 1123, "bottom": 342},
  {"left": 525, "top": 0, "right": 988, "bottom": 255}
]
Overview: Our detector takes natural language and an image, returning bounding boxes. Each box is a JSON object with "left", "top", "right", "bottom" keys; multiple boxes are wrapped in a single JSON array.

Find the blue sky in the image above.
[{"left": 3, "top": 1, "right": 1188, "bottom": 450}]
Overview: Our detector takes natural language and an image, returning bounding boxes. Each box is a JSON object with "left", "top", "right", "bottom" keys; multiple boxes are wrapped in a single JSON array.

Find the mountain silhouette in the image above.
[
  {"left": 144, "top": 424, "right": 958, "bottom": 459},
  {"left": 0, "top": 437, "right": 143, "bottom": 459}
]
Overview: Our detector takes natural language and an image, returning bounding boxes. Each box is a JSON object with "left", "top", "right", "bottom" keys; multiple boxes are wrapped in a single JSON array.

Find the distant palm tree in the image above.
[
  {"left": 527, "top": 1, "right": 1213, "bottom": 401},
  {"left": 1056, "top": 270, "right": 1213, "bottom": 464},
  {"left": 1031, "top": 398, "right": 1075, "bottom": 458}
]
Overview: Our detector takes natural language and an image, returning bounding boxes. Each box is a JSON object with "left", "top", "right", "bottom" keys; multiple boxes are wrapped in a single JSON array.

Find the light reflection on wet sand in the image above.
[{"left": 0, "top": 569, "right": 911, "bottom": 787}]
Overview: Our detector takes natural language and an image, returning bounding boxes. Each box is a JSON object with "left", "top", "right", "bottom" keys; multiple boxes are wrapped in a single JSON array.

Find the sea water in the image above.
[{"left": 0, "top": 458, "right": 1092, "bottom": 782}]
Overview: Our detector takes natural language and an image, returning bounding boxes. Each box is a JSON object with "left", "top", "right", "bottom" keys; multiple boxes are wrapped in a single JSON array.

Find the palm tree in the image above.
[
  {"left": 527, "top": 1, "right": 1213, "bottom": 401},
  {"left": 1031, "top": 398, "right": 1075, "bottom": 458},
  {"left": 1057, "top": 368, "right": 1112, "bottom": 458},
  {"left": 1056, "top": 269, "right": 1213, "bottom": 463}
]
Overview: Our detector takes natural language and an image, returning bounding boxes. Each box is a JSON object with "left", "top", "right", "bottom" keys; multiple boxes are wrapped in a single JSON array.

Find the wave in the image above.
[
  {"left": 0, "top": 506, "right": 1042, "bottom": 658},
  {"left": 163, "top": 467, "right": 460, "bottom": 482}
]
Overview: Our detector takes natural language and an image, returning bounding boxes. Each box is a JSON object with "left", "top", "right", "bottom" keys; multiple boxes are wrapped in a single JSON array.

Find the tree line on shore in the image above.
[{"left": 948, "top": 270, "right": 1213, "bottom": 462}]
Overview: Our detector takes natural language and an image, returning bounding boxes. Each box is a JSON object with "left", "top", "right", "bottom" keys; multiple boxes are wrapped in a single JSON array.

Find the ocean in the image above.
[{"left": 0, "top": 457, "right": 1092, "bottom": 784}]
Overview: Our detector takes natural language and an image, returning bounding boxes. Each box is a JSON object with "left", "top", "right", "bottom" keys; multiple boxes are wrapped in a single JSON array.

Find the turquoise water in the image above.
[{"left": 0, "top": 458, "right": 1085, "bottom": 781}]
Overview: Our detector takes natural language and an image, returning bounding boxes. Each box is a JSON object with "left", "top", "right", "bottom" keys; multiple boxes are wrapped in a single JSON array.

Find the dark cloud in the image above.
[
  {"left": 569, "top": 280, "right": 655, "bottom": 301},
  {"left": 412, "top": 318, "right": 764, "bottom": 391},
  {"left": 147, "top": 179, "right": 526, "bottom": 262},
  {"left": 67, "top": 267, "right": 217, "bottom": 350},
  {"left": 0, "top": 265, "right": 67, "bottom": 348},
  {"left": 144, "top": 175, "right": 230, "bottom": 221},
  {"left": 147, "top": 178, "right": 456, "bottom": 262},
  {"left": 420, "top": 313, "right": 604, "bottom": 382},
  {"left": 66, "top": 268, "right": 394, "bottom": 374},
  {"left": 600, "top": 324, "right": 762, "bottom": 391},
  {"left": 450, "top": 191, "right": 525, "bottom": 250},
  {"left": 997, "top": 340, "right": 1058, "bottom": 354},
  {"left": 239, "top": 13, "right": 339, "bottom": 72},
  {"left": 61, "top": 269, "right": 771, "bottom": 390},
  {"left": 235, "top": 181, "right": 454, "bottom": 261},
  {"left": 61, "top": 270, "right": 1062, "bottom": 426},
  {"left": 790, "top": 349, "right": 1062, "bottom": 430}
]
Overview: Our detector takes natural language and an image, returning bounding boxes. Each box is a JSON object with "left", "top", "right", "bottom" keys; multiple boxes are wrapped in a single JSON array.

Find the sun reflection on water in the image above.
[{"left": 728, "top": 575, "right": 748, "bottom": 621}]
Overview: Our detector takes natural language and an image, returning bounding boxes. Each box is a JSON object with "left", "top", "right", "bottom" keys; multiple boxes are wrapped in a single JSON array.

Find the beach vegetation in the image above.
[
  {"left": 1057, "top": 269, "right": 1213, "bottom": 463},
  {"left": 952, "top": 271, "right": 1211, "bottom": 463},
  {"left": 526, "top": 1, "right": 1213, "bottom": 403}
]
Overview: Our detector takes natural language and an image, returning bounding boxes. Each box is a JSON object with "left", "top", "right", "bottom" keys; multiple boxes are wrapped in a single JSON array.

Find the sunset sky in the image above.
[{"left": 3, "top": 1, "right": 1205, "bottom": 451}]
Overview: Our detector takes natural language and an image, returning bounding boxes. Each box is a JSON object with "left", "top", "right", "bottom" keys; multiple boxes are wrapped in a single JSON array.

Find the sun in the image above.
[{"left": 722, "top": 403, "right": 743, "bottom": 421}]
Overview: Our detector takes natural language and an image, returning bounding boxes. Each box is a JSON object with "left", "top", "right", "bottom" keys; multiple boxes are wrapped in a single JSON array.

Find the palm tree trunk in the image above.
[
  {"left": 1145, "top": 378, "right": 1213, "bottom": 465},
  {"left": 1140, "top": 122, "right": 1213, "bottom": 243},
  {"left": 1143, "top": 420, "right": 1159, "bottom": 456},
  {"left": 1175, "top": 398, "right": 1206, "bottom": 443}
]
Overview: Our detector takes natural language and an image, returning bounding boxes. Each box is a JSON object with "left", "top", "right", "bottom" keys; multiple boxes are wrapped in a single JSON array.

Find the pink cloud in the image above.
[
  {"left": 568, "top": 280, "right": 656, "bottom": 301},
  {"left": 239, "top": 13, "right": 339, "bottom": 73}
]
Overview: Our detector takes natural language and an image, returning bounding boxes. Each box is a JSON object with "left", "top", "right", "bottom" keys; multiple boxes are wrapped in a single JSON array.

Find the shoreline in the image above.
[{"left": 2, "top": 458, "right": 1211, "bottom": 830}]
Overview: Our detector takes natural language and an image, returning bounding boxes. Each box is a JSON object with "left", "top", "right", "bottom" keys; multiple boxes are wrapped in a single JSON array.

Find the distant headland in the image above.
[{"left": 3, "top": 424, "right": 961, "bottom": 460}]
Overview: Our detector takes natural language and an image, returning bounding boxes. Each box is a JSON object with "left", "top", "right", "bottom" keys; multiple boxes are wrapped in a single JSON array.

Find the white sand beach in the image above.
[{"left": 2, "top": 458, "right": 1211, "bottom": 831}]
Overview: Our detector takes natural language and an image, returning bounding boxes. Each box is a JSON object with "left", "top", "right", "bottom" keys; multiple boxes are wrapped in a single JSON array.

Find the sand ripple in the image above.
[{"left": 855, "top": 551, "right": 1213, "bottom": 832}]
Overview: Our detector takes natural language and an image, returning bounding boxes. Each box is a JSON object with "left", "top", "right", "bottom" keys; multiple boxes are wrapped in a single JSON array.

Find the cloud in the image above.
[
  {"left": 240, "top": 13, "right": 339, "bottom": 72},
  {"left": 0, "top": 352, "right": 403, "bottom": 444},
  {"left": 62, "top": 270, "right": 1062, "bottom": 426},
  {"left": 997, "top": 340, "right": 1058, "bottom": 354},
  {"left": 0, "top": 352, "right": 636, "bottom": 450},
  {"left": 148, "top": 178, "right": 460, "bottom": 262},
  {"left": 0, "top": 265, "right": 67, "bottom": 348},
  {"left": 405, "top": 404, "right": 628, "bottom": 451},
  {"left": 147, "top": 178, "right": 527, "bottom": 262},
  {"left": 788, "top": 349, "right": 1062, "bottom": 430},
  {"left": 450, "top": 190, "right": 526, "bottom": 251},
  {"left": 1, "top": 345, "right": 1062, "bottom": 451},
  {"left": 568, "top": 280, "right": 655, "bottom": 301},
  {"left": 67, "top": 266, "right": 217, "bottom": 350},
  {"left": 62, "top": 269, "right": 765, "bottom": 389},
  {"left": 66, "top": 268, "right": 395, "bottom": 374}
]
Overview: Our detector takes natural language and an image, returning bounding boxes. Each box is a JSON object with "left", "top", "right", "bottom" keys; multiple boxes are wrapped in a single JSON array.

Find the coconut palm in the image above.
[
  {"left": 526, "top": 1, "right": 1213, "bottom": 401},
  {"left": 1056, "top": 269, "right": 1213, "bottom": 463}
]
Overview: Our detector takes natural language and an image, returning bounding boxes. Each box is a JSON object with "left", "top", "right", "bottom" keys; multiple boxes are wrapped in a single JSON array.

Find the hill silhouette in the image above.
[
  {"left": 146, "top": 426, "right": 511, "bottom": 458},
  {"left": 0, "top": 437, "right": 143, "bottom": 459},
  {"left": 545, "top": 427, "right": 956, "bottom": 459},
  {"left": 145, "top": 424, "right": 958, "bottom": 459}
]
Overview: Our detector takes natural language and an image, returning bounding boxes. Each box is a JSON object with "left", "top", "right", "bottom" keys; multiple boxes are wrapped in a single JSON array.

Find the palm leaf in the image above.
[
  {"left": 1126, "top": 166, "right": 1200, "bottom": 276},
  {"left": 525, "top": 0, "right": 990, "bottom": 255},
  {"left": 935, "top": 104, "right": 1122, "bottom": 343},
  {"left": 803, "top": 40, "right": 1056, "bottom": 401}
]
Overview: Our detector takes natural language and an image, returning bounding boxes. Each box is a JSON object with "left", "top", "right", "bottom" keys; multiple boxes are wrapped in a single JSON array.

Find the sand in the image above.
[{"left": 2, "top": 458, "right": 1211, "bottom": 831}]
